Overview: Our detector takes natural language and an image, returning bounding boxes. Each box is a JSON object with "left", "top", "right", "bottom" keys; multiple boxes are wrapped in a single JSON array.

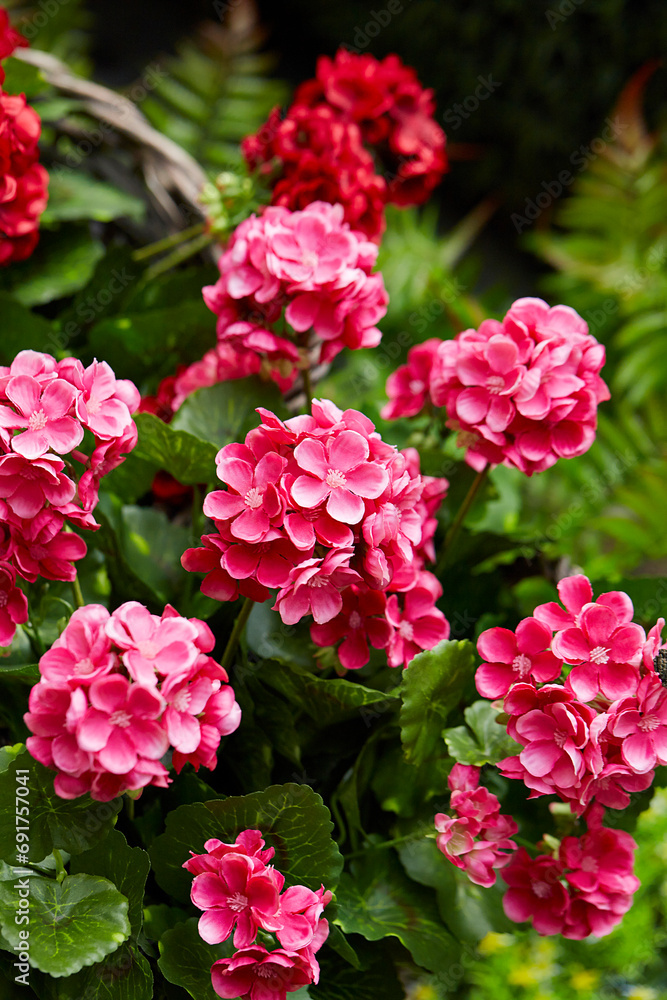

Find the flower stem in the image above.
[
  {"left": 143, "top": 232, "right": 214, "bottom": 282},
  {"left": 219, "top": 596, "right": 254, "bottom": 675},
  {"left": 437, "top": 464, "right": 489, "bottom": 572},
  {"left": 53, "top": 848, "right": 66, "bottom": 884},
  {"left": 301, "top": 366, "right": 313, "bottom": 414},
  {"left": 133, "top": 222, "right": 206, "bottom": 261},
  {"left": 24, "top": 621, "right": 45, "bottom": 661},
  {"left": 344, "top": 831, "right": 433, "bottom": 860},
  {"left": 71, "top": 573, "right": 84, "bottom": 610}
]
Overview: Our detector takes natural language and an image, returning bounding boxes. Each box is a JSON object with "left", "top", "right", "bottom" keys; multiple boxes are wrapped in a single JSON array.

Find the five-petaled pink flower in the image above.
[
  {"left": 190, "top": 853, "right": 283, "bottom": 947},
  {"left": 291, "top": 429, "right": 388, "bottom": 524},
  {"left": 0, "top": 375, "right": 82, "bottom": 459},
  {"left": 476, "top": 617, "right": 563, "bottom": 698}
]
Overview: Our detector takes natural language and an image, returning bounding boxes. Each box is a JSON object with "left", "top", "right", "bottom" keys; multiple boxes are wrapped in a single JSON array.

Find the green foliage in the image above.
[
  {"left": 158, "top": 918, "right": 232, "bottom": 1000},
  {"left": 444, "top": 700, "right": 521, "bottom": 767},
  {"left": 42, "top": 174, "right": 146, "bottom": 225}
]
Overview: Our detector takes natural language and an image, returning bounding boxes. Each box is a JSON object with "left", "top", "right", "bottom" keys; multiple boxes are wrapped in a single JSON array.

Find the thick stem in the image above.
[
  {"left": 219, "top": 596, "right": 254, "bottom": 675},
  {"left": 53, "top": 848, "right": 66, "bottom": 884},
  {"left": 133, "top": 222, "right": 206, "bottom": 261},
  {"left": 71, "top": 574, "right": 84, "bottom": 610},
  {"left": 436, "top": 464, "right": 489, "bottom": 573}
]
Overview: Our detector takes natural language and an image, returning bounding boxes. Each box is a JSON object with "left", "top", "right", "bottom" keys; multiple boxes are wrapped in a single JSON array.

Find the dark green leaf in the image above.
[
  {"left": 334, "top": 850, "right": 459, "bottom": 975},
  {"left": 0, "top": 745, "right": 121, "bottom": 863},
  {"left": 158, "top": 917, "right": 232, "bottom": 1000},
  {"left": 42, "top": 173, "right": 146, "bottom": 224},
  {"left": 69, "top": 830, "right": 150, "bottom": 937},
  {"left": 0, "top": 228, "right": 105, "bottom": 306},
  {"left": 150, "top": 784, "right": 343, "bottom": 904},
  {"left": 310, "top": 947, "right": 404, "bottom": 1000},
  {"left": 57, "top": 245, "right": 140, "bottom": 334},
  {"left": 443, "top": 700, "right": 520, "bottom": 766},
  {"left": 1, "top": 57, "right": 47, "bottom": 98},
  {"left": 399, "top": 640, "right": 476, "bottom": 766},
  {"left": 0, "top": 295, "right": 54, "bottom": 364},
  {"left": 246, "top": 601, "right": 316, "bottom": 670},
  {"left": 371, "top": 746, "right": 450, "bottom": 818},
  {"left": 0, "top": 873, "right": 130, "bottom": 977},
  {"left": 32, "top": 944, "right": 153, "bottom": 1000},
  {"left": 131, "top": 413, "right": 218, "bottom": 485},
  {"left": 172, "top": 378, "right": 286, "bottom": 451}
]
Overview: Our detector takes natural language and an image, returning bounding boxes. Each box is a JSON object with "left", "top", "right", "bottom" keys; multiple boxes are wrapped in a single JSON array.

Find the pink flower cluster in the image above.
[
  {"left": 182, "top": 400, "right": 449, "bottom": 670},
  {"left": 243, "top": 48, "right": 447, "bottom": 240},
  {"left": 502, "top": 809, "right": 639, "bottom": 939},
  {"left": 202, "top": 201, "right": 388, "bottom": 393},
  {"left": 478, "top": 574, "right": 665, "bottom": 818},
  {"left": 0, "top": 14, "right": 48, "bottom": 265},
  {"left": 0, "top": 351, "right": 140, "bottom": 643},
  {"left": 434, "top": 764, "right": 517, "bottom": 887},
  {"left": 184, "top": 829, "right": 331, "bottom": 1000},
  {"left": 24, "top": 601, "right": 241, "bottom": 800},
  {"left": 385, "top": 298, "right": 609, "bottom": 476}
]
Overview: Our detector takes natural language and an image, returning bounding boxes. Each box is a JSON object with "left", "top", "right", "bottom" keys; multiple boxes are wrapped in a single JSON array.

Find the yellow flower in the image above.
[
  {"left": 478, "top": 932, "right": 514, "bottom": 955},
  {"left": 569, "top": 969, "right": 599, "bottom": 991}
]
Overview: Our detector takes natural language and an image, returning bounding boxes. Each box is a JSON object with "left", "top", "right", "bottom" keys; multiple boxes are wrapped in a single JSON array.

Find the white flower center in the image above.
[
  {"left": 590, "top": 645, "right": 610, "bottom": 665},
  {"left": 512, "top": 653, "right": 532, "bottom": 678},
  {"left": 301, "top": 250, "right": 318, "bottom": 268},
  {"left": 325, "top": 468, "right": 347, "bottom": 489},
  {"left": 86, "top": 396, "right": 102, "bottom": 415},
  {"left": 398, "top": 621, "right": 414, "bottom": 640},
  {"left": 349, "top": 611, "right": 362, "bottom": 629},
  {"left": 227, "top": 891, "right": 249, "bottom": 913},
  {"left": 581, "top": 856, "right": 598, "bottom": 873},
  {"left": 532, "top": 880, "right": 552, "bottom": 899},
  {"left": 109, "top": 710, "right": 132, "bottom": 728},
  {"left": 485, "top": 375, "right": 505, "bottom": 394},
  {"left": 172, "top": 689, "right": 191, "bottom": 712},
  {"left": 0, "top": 593, "right": 7, "bottom": 608},
  {"left": 408, "top": 379, "right": 425, "bottom": 394},
  {"left": 553, "top": 730, "right": 568, "bottom": 748},
  {"left": 137, "top": 639, "right": 159, "bottom": 660},
  {"left": 244, "top": 487, "right": 264, "bottom": 509},
  {"left": 27, "top": 409, "right": 48, "bottom": 432},
  {"left": 74, "top": 657, "right": 95, "bottom": 675},
  {"left": 639, "top": 713, "right": 660, "bottom": 733}
]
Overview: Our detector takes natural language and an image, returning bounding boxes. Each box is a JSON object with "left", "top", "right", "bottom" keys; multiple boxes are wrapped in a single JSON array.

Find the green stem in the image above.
[
  {"left": 344, "top": 831, "right": 432, "bottom": 860},
  {"left": 133, "top": 222, "right": 206, "bottom": 261},
  {"left": 23, "top": 621, "right": 45, "bottom": 660},
  {"left": 71, "top": 573, "right": 84, "bottom": 610},
  {"left": 436, "top": 464, "right": 489, "bottom": 573},
  {"left": 301, "top": 366, "right": 313, "bottom": 414},
  {"left": 53, "top": 848, "right": 66, "bottom": 884},
  {"left": 143, "top": 232, "right": 213, "bottom": 282},
  {"left": 125, "top": 795, "right": 135, "bottom": 822},
  {"left": 219, "top": 596, "right": 254, "bottom": 675}
]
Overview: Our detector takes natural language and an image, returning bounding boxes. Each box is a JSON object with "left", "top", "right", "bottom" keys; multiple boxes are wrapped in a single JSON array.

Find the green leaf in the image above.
[
  {"left": 131, "top": 412, "right": 218, "bottom": 485},
  {"left": 246, "top": 600, "right": 316, "bottom": 669},
  {"left": 443, "top": 700, "right": 521, "bottom": 766},
  {"left": 42, "top": 173, "right": 146, "bottom": 224},
  {"left": 0, "top": 661, "right": 40, "bottom": 682},
  {"left": 0, "top": 746, "right": 121, "bottom": 864},
  {"left": 399, "top": 640, "right": 475, "bottom": 767},
  {"left": 56, "top": 245, "right": 140, "bottom": 334},
  {"left": 69, "top": 830, "right": 150, "bottom": 937},
  {"left": 1, "top": 57, "right": 47, "bottom": 98},
  {"left": 150, "top": 784, "right": 343, "bottom": 904},
  {"left": 0, "top": 228, "right": 105, "bottom": 306},
  {"left": 42, "top": 944, "right": 153, "bottom": 1000},
  {"left": 0, "top": 295, "right": 54, "bottom": 364},
  {"left": 158, "top": 917, "right": 232, "bottom": 1000},
  {"left": 334, "top": 850, "right": 459, "bottom": 975},
  {"left": 371, "top": 746, "right": 450, "bottom": 818},
  {"left": 257, "top": 660, "right": 399, "bottom": 728},
  {"left": 0, "top": 873, "right": 130, "bottom": 977},
  {"left": 172, "top": 378, "right": 286, "bottom": 451},
  {"left": 310, "top": 947, "right": 404, "bottom": 1000}
]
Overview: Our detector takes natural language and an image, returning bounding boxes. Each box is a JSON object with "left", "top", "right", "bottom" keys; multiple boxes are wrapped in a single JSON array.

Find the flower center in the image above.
[
  {"left": 27, "top": 408, "right": 48, "bottom": 432},
  {"left": 74, "top": 657, "right": 95, "bottom": 675},
  {"left": 227, "top": 891, "right": 249, "bottom": 913},
  {"left": 512, "top": 653, "right": 532, "bottom": 678},
  {"left": 254, "top": 965, "right": 276, "bottom": 979},
  {"left": 531, "top": 879, "right": 552, "bottom": 899},
  {"left": 325, "top": 468, "right": 347, "bottom": 490},
  {"left": 349, "top": 611, "right": 362, "bottom": 629},
  {"left": 485, "top": 375, "right": 506, "bottom": 395},
  {"left": 638, "top": 713, "right": 660, "bottom": 733},
  {"left": 0, "top": 593, "right": 7, "bottom": 609},
  {"left": 172, "top": 689, "right": 191, "bottom": 712},
  {"left": 301, "top": 249, "right": 318, "bottom": 268},
  {"left": 137, "top": 639, "right": 159, "bottom": 660},
  {"left": 308, "top": 575, "right": 329, "bottom": 588},
  {"left": 398, "top": 621, "right": 414, "bottom": 640},
  {"left": 553, "top": 730, "right": 568, "bottom": 748},
  {"left": 86, "top": 396, "right": 102, "bottom": 415},
  {"left": 30, "top": 544, "right": 48, "bottom": 560},
  {"left": 109, "top": 709, "right": 132, "bottom": 728},
  {"left": 408, "top": 379, "right": 425, "bottom": 394},
  {"left": 590, "top": 645, "right": 610, "bottom": 665},
  {"left": 581, "top": 856, "right": 598, "bottom": 873},
  {"left": 244, "top": 487, "right": 264, "bottom": 509}
]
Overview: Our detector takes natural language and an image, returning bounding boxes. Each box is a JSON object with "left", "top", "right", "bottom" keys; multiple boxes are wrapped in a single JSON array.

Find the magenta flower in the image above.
[
  {"left": 190, "top": 853, "right": 283, "bottom": 947},
  {"left": 513, "top": 699, "right": 592, "bottom": 791},
  {"left": 533, "top": 573, "right": 596, "bottom": 631},
  {"left": 310, "top": 584, "right": 392, "bottom": 669},
  {"left": 39, "top": 604, "right": 117, "bottom": 687},
  {"left": 72, "top": 359, "right": 140, "bottom": 439},
  {"left": 0, "top": 452, "right": 75, "bottom": 518},
  {"left": 266, "top": 885, "right": 332, "bottom": 951},
  {"left": 205, "top": 449, "right": 287, "bottom": 543},
  {"left": 385, "top": 585, "right": 449, "bottom": 667},
  {"left": 607, "top": 673, "right": 667, "bottom": 772},
  {"left": 0, "top": 374, "right": 82, "bottom": 459},
  {"left": 291, "top": 428, "right": 388, "bottom": 524},
  {"left": 10, "top": 509, "right": 87, "bottom": 583},
  {"left": 0, "top": 560, "right": 28, "bottom": 645},
  {"left": 183, "top": 831, "right": 276, "bottom": 877},
  {"left": 75, "top": 675, "right": 168, "bottom": 774},
  {"left": 476, "top": 617, "right": 563, "bottom": 698},
  {"left": 274, "top": 548, "right": 361, "bottom": 625},
  {"left": 382, "top": 338, "right": 441, "bottom": 420},
  {"left": 502, "top": 849, "right": 569, "bottom": 935},
  {"left": 553, "top": 602, "right": 645, "bottom": 702},
  {"left": 210, "top": 946, "right": 315, "bottom": 1000},
  {"left": 104, "top": 601, "right": 201, "bottom": 687}
]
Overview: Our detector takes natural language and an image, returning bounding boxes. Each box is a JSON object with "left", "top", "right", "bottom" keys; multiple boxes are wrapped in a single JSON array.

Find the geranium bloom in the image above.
[
  {"left": 607, "top": 672, "right": 667, "bottom": 772},
  {"left": 190, "top": 853, "right": 283, "bottom": 947},
  {"left": 0, "top": 452, "right": 75, "bottom": 518},
  {"left": 0, "top": 560, "right": 28, "bottom": 645},
  {"left": 210, "top": 946, "right": 316, "bottom": 1000},
  {"left": 183, "top": 830, "right": 276, "bottom": 876},
  {"left": 310, "top": 584, "right": 392, "bottom": 669},
  {"left": 382, "top": 339, "right": 441, "bottom": 420},
  {"left": 0, "top": 86, "right": 48, "bottom": 265},
  {"left": 9, "top": 509, "right": 87, "bottom": 583},
  {"left": 476, "top": 617, "right": 563, "bottom": 698},
  {"left": 386, "top": 585, "right": 449, "bottom": 667},
  {"left": 553, "top": 602, "right": 645, "bottom": 702},
  {"left": 0, "top": 9, "right": 26, "bottom": 79},
  {"left": 104, "top": 601, "right": 201, "bottom": 687},
  {"left": 274, "top": 549, "right": 361, "bottom": 625},
  {"left": 205, "top": 449, "right": 286, "bottom": 543},
  {"left": 291, "top": 430, "right": 388, "bottom": 524},
  {"left": 502, "top": 849, "right": 570, "bottom": 934},
  {"left": 0, "top": 375, "right": 82, "bottom": 459}
]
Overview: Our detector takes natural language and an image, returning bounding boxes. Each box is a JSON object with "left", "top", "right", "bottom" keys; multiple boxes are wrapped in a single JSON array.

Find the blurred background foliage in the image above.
[{"left": 1, "top": 0, "right": 667, "bottom": 996}]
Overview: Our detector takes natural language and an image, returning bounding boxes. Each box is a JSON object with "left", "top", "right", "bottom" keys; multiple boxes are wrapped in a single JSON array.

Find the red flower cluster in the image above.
[
  {"left": 502, "top": 811, "right": 639, "bottom": 939},
  {"left": 0, "top": 12, "right": 48, "bottom": 265},
  {"left": 0, "top": 351, "right": 140, "bottom": 645},
  {"left": 202, "top": 201, "right": 388, "bottom": 391},
  {"left": 242, "top": 49, "right": 447, "bottom": 240},
  {"left": 384, "top": 298, "right": 609, "bottom": 476},
  {"left": 182, "top": 399, "right": 449, "bottom": 670},
  {"left": 184, "top": 829, "right": 330, "bottom": 1000},
  {"left": 25, "top": 601, "right": 241, "bottom": 800},
  {"left": 434, "top": 764, "right": 517, "bottom": 887}
]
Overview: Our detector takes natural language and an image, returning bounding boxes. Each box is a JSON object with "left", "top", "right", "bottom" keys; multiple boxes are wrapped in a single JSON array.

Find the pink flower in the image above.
[
  {"left": 183, "top": 831, "right": 276, "bottom": 877},
  {"left": 510, "top": 697, "right": 593, "bottom": 791},
  {"left": 74, "top": 675, "right": 168, "bottom": 774},
  {"left": 382, "top": 339, "right": 441, "bottom": 420},
  {"left": 607, "top": 672, "right": 667, "bottom": 772},
  {"left": 104, "top": 601, "right": 201, "bottom": 687},
  {"left": 71, "top": 359, "right": 140, "bottom": 439},
  {"left": 310, "top": 584, "right": 392, "bottom": 669},
  {"left": 264, "top": 884, "right": 332, "bottom": 951},
  {"left": 0, "top": 452, "right": 75, "bottom": 518},
  {"left": 190, "top": 852, "right": 283, "bottom": 947},
  {"left": 205, "top": 449, "right": 287, "bottom": 543},
  {"left": 291, "top": 429, "right": 388, "bottom": 524},
  {"left": 274, "top": 548, "right": 361, "bottom": 625},
  {"left": 210, "top": 946, "right": 315, "bottom": 1000},
  {"left": 0, "top": 375, "right": 82, "bottom": 459},
  {"left": 502, "top": 849, "right": 569, "bottom": 935},
  {"left": 38, "top": 604, "right": 116, "bottom": 686},
  {"left": 553, "top": 602, "right": 645, "bottom": 702},
  {"left": 385, "top": 585, "right": 449, "bottom": 667},
  {"left": 9, "top": 510, "right": 87, "bottom": 583},
  {"left": 476, "top": 617, "right": 563, "bottom": 698},
  {"left": 0, "top": 560, "right": 28, "bottom": 645}
]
